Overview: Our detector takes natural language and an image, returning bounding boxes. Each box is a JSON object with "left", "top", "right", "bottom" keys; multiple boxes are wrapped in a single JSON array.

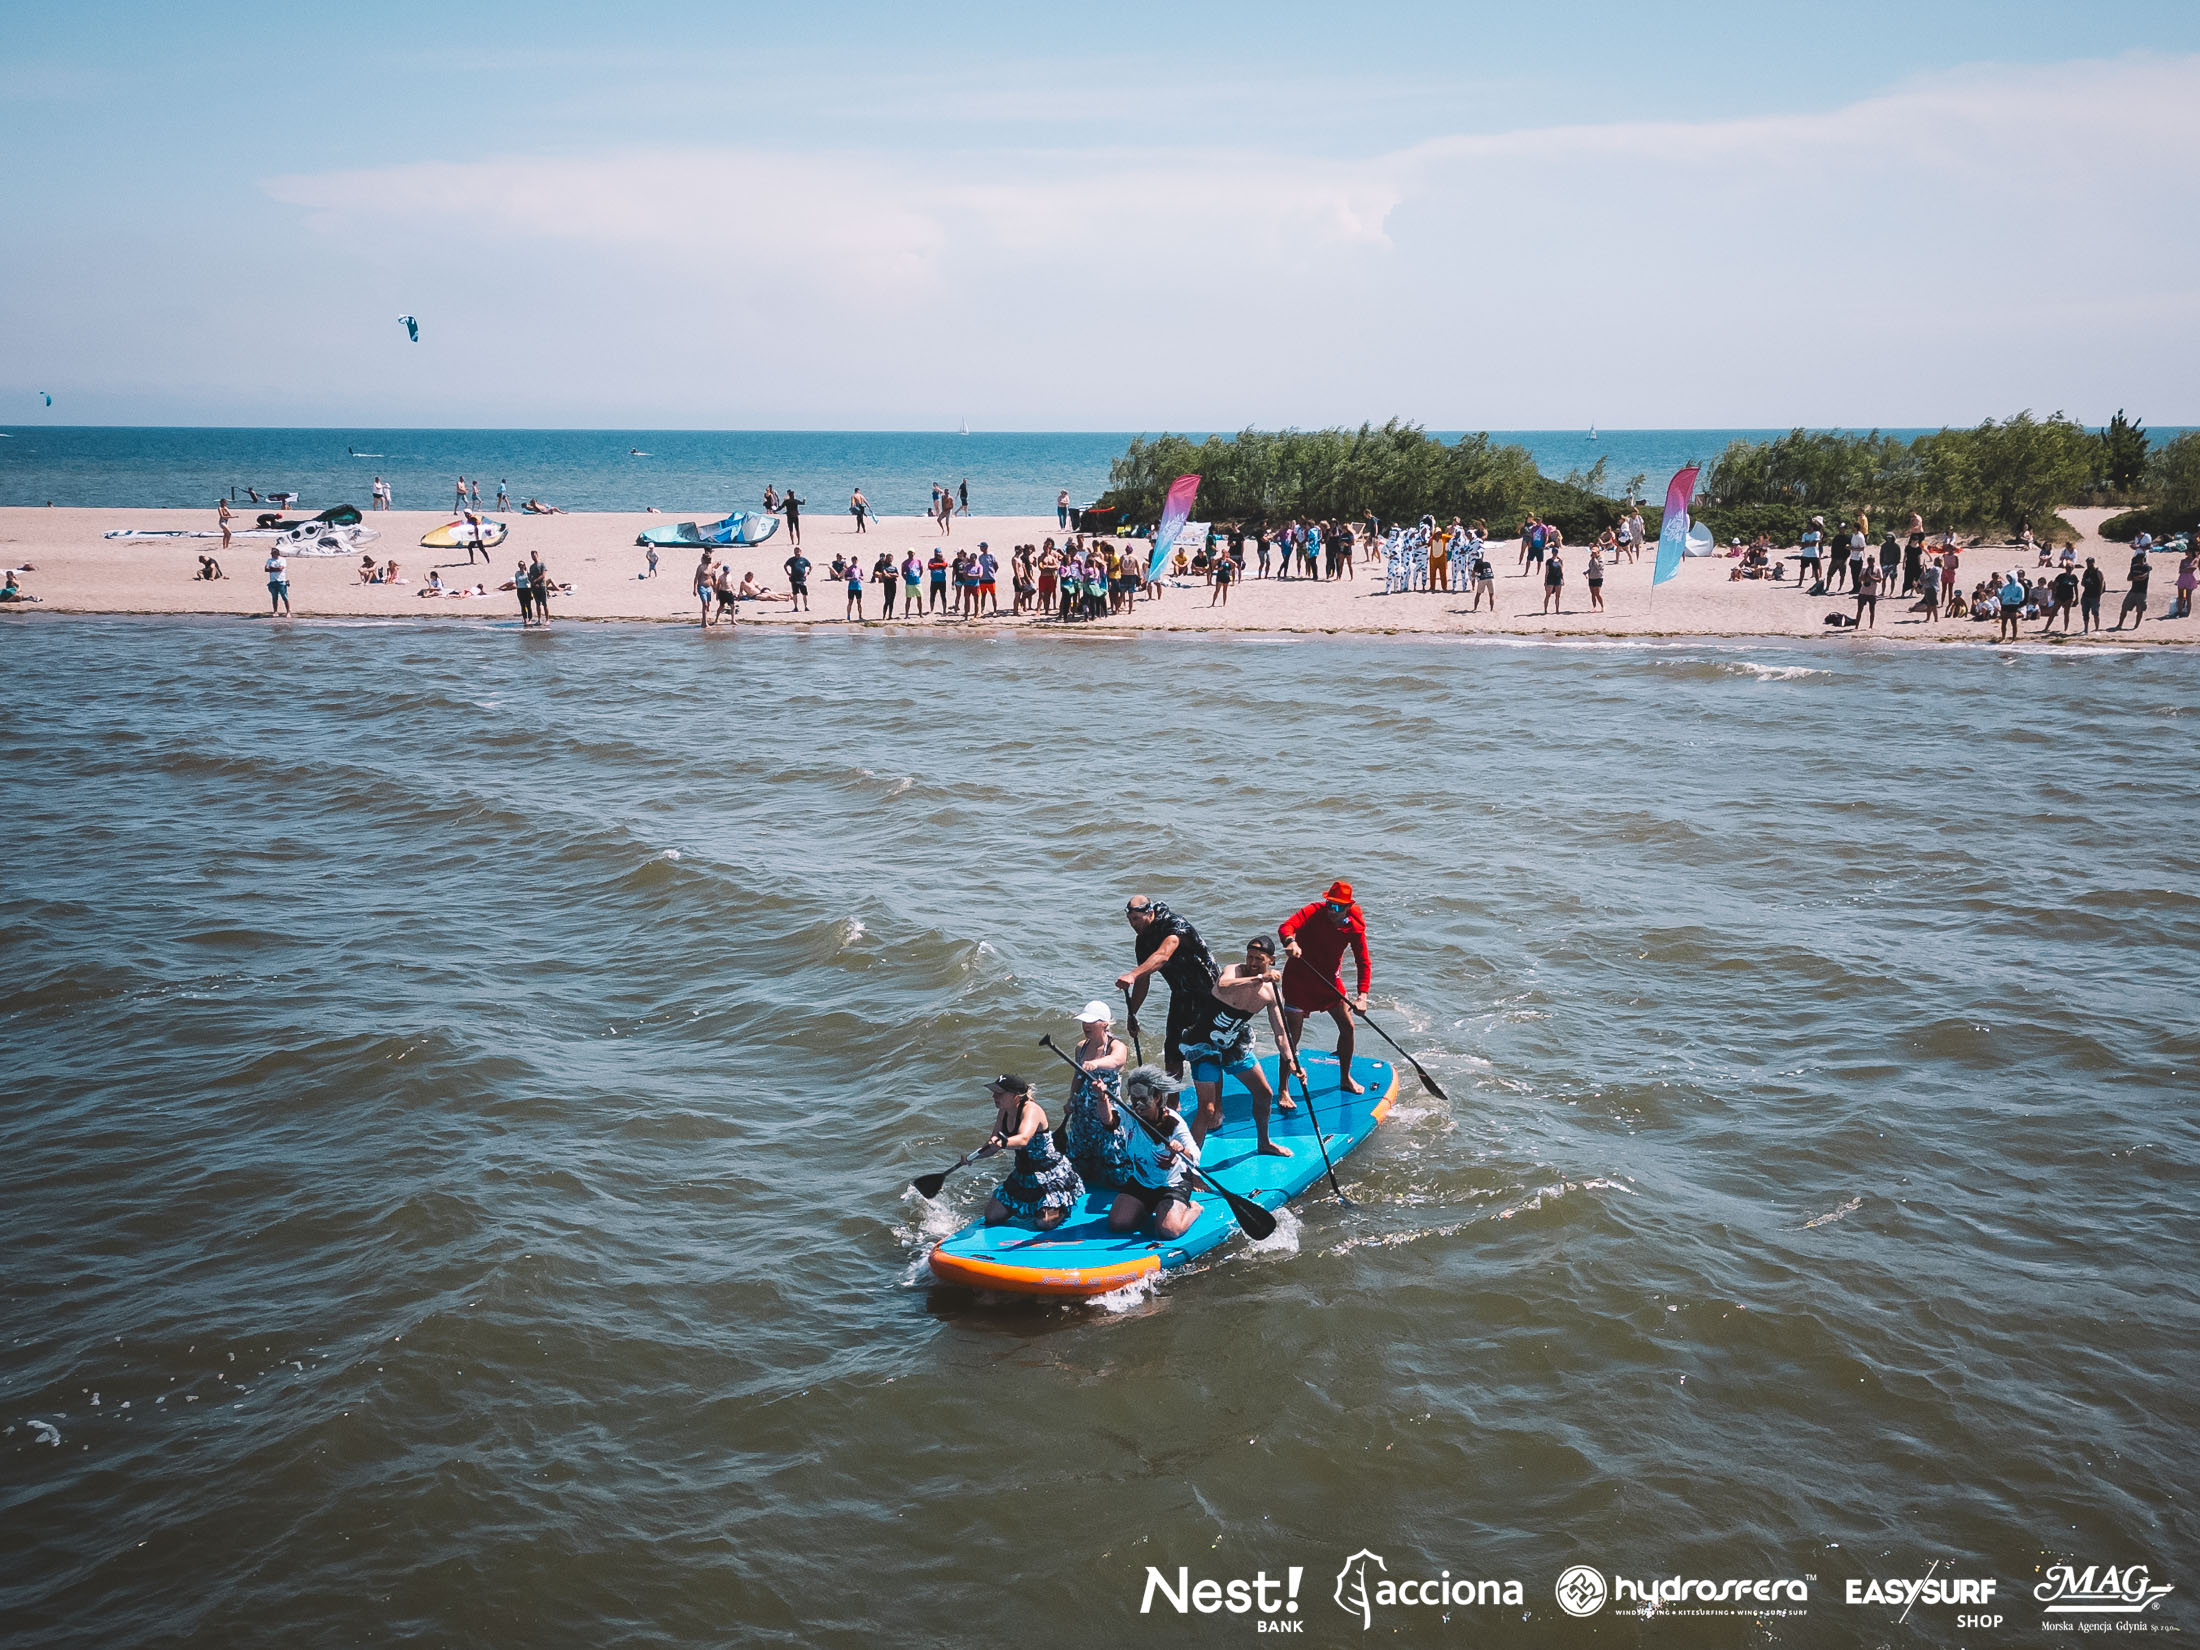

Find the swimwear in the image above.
[{"left": 992, "top": 1108, "right": 1084, "bottom": 1221}]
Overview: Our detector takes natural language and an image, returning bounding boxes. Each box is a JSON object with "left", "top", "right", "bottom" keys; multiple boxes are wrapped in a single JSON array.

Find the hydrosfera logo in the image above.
[
  {"left": 1139, "top": 1566, "right": 1305, "bottom": 1631},
  {"left": 1332, "top": 1551, "right": 1525, "bottom": 1631},
  {"left": 2035, "top": 1563, "right": 2174, "bottom": 1625},
  {"left": 1559, "top": 1568, "right": 1810, "bottom": 1619}
]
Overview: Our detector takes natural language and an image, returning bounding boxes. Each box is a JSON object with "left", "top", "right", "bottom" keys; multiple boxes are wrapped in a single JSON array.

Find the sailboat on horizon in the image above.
[{"left": 960, "top": 416, "right": 969, "bottom": 436}]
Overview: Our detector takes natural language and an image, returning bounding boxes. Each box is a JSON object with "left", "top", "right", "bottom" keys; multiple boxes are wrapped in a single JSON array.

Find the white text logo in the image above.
[
  {"left": 1555, "top": 1566, "right": 1607, "bottom": 1617},
  {"left": 2035, "top": 1564, "right": 2174, "bottom": 1615}
]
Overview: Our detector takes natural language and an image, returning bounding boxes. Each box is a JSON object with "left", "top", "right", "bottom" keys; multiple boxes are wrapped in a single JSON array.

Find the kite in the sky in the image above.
[
  {"left": 40, "top": 392, "right": 52, "bottom": 406},
  {"left": 397, "top": 315, "right": 419, "bottom": 343}
]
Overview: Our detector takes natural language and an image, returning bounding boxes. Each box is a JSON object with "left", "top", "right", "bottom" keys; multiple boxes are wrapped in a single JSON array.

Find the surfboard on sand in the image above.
[{"left": 927, "top": 1050, "right": 1395, "bottom": 1298}]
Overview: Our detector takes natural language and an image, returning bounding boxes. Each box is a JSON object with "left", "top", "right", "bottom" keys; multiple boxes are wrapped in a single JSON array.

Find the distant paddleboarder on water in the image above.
[
  {"left": 1278, "top": 881, "right": 1372, "bottom": 1094},
  {"left": 1116, "top": 895, "right": 1221, "bottom": 1080}
]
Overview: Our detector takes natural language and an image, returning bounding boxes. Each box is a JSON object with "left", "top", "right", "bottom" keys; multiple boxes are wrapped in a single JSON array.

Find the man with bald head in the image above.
[{"left": 1114, "top": 895, "right": 1221, "bottom": 1079}]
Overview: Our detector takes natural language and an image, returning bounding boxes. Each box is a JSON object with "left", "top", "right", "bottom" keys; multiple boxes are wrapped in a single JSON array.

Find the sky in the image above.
[{"left": 5, "top": 0, "right": 2199, "bottom": 430}]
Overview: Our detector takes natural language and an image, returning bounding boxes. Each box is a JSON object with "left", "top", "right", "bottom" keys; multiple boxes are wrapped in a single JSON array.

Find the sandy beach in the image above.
[{"left": 3, "top": 504, "right": 2188, "bottom": 643}]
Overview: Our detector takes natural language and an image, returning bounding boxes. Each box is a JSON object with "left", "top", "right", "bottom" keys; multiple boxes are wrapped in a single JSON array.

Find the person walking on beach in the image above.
[
  {"left": 496, "top": 479, "right": 509, "bottom": 512},
  {"left": 781, "top": 489, "right": 804, "bottom": 548},
  {"left": 1278, "top": 882, "right": 1372, "bottom": 1095},
  {"left": 958, "top": 479, "right": 969, "bottom": 516},
  {"left": 263, "top": 547, "right": 291, "bottom": 617},
  {"left": 694, "top": 552, "right": 716, "bottom": 626},
  {"left": 850, "top": 487, "right": 870, "bottom": 533},
  {"left": 1057, "top": 488, "right": 1071, "bottom": 529},
  {"left": 783, "top": 548, "right": 811, "bottom": 612},
  {"left": 2114, "top": 549, "right": 2151, "bottom": 629},
  {"left": 645, "top": 545, "right": 660, "bottom": 579},
  {"left": 1116, "top": 895, "right": 1222, "bottom": 1080},
  {"left": 454, "top": 476, "right": 468, "bottom": 512},
  {"left": 712, "top": 560, "right": 741, "bottom": 625},
  {"left": 1542, "top": 546, "right": 1565, "bottom": 613}
]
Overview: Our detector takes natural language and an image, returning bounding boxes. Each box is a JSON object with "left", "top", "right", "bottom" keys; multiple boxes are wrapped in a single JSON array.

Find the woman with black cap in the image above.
[{"left": 978, "top": 1074, "right": 1083, "bottom": 1230}]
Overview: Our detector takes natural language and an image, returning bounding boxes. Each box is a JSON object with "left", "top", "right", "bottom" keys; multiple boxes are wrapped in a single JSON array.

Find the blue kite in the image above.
[{"left": 397, "top": 315, "right": 419, "bottom": 343}]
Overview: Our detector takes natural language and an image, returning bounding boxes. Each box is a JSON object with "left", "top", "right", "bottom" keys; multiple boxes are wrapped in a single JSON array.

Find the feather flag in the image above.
[
  {"left": 1653, "top": 464, "right": 1700, "bottom": 585},
  {"left": 1145, "top": 474, "right": 1201, "bottom": 582}
]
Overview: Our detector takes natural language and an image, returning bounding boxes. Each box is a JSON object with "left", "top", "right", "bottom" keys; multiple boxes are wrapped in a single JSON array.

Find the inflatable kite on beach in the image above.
[
  {"left": 397, "top": 315, "right": 419, "bottom": 343},
  {"left": 634, "top": 511, "right": 780, "bottom": 550}
]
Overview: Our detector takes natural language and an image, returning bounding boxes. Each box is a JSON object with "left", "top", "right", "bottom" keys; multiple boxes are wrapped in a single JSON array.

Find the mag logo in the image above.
[
  {"left": 2035, "top": 1563, "right": 2173, "bottom": 1616},
  {"left": 1332, "top": 1550, "right": 1524, "bottom": 1631}
]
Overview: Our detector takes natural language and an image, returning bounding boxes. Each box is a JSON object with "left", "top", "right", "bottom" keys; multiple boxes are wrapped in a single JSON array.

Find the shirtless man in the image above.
[{"left": 1177, "top": 936, "right": 1304, "bottom": 1152}]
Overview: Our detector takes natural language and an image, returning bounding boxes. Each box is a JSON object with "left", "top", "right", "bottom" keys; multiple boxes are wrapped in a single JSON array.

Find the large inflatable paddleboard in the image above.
[{"left": 928, "top": 1050, "right": 1394, "bottom": 1298}]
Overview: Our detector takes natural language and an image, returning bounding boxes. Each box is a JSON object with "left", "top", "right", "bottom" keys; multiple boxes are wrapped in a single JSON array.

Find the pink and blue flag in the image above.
[
  {"left": 1653, "top": 464, "right": 1700, "bottom": 585},
  {"left": 1146, "top": 474, "right": 1202, "bottom": 582}
]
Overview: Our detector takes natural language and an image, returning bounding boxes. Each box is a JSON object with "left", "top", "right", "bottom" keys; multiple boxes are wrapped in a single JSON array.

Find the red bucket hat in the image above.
[{"left": 1324, "top": 880, "right": 1355, "bottom": 904}]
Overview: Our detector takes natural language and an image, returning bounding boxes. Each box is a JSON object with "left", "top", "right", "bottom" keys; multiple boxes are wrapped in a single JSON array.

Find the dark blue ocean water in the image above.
[{"left": 0, "top": 427, "right": 1911, "bottom": 514}]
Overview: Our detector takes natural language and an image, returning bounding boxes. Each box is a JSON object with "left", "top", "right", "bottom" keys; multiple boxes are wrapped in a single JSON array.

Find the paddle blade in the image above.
[
  {"left": 1409, "top": 1060, "right": 1449, "bottom": 1101},
  {"left": 911, "top": 1171, "right": 948, "bottom": 1199},
  {"left": 1216, "top": 1186, "right": 1278, "bottom": 1241}
]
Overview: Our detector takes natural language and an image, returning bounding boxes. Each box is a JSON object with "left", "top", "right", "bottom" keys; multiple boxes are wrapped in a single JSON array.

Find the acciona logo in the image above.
[
  {"left": 1332, "top": 1550, "right": 1525, "bottom": 1631},
  {"left": 2035, "top": 1564, "right": 2174, "bottom": 1615}
]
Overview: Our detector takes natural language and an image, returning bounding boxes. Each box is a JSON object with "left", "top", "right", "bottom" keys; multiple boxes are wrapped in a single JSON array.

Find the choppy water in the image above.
[{"left": 2, "top": 619, "right": 2195, "bottom": 1648}]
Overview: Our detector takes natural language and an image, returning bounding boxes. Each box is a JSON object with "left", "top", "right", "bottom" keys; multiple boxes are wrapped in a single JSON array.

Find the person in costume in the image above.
[
  {"left": 1116, "top": 894, "right": 1222, "bottom": 1079},
  {"left": 1277, "top": 880, "right": 1372, "bottom": 1095},
  {"left": 1178, "top": 936, "right": 1302, "bottom": 1154},
  {"left": 978, "top": 1074, "right": 1082, "bottom": 1229}
]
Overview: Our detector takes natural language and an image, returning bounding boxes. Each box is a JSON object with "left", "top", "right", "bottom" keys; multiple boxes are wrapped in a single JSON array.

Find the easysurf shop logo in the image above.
[
  {"left": 1552, "top": 1564, "right": 1810, "bottom": 1618},
  {"left": 1844, "top": 1565, "right": 2002, "bottom": 1629}
]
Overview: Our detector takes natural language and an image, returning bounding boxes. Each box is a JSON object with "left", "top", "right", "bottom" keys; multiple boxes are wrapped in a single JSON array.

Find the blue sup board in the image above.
[{"left": 928, "top": 1051, "right": 1396, "bottom": 1298}]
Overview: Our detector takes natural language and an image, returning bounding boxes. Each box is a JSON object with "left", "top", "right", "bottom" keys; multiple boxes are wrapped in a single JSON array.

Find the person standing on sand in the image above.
[
  {"left": 263, "top": 547, "right": 291, "bottom": 617},
  {"left": 1277, "top": 882, "right": 1372, "bottom": 1096},
  {"left": 1997, "top": 571, "right": 2025, "bottom": 641},
  {"left": 1826, "top": 527, "right": 1851, "bottom": 592},
  {"left": 1058, "top": 489, "right": 1071, "bottom": 529},
  {"left": 873, "top": 550, "right": 897, "bottom": 617},
  {"left": 958, "top": 478, "right": 970, "bottom": 516},
  {"left": 781, "top": 489, "right": 804, "bottom": 548},
  {"left": 454, "top": 476, "right": 468, "bottom": 512},
  {"left": 217, "top": 498, "right": 232, "bottom": 549},
  {"left": 977, "top": 542, "right": 1000, "bottom": 613},
  {"left": 2080, "top": 557, "right": 2105, "bottom": 632},
  {"left": 1117, "top": 895, "right": 1222, "bottom": 1080},
  {"left": 1586, "top": 547, "right": 1606, "bottom": 611},
  {"left": 497, "top": 480, "right": 509, "bottom": 512},
  {"left": 713, "top": 560, "right": 741, "bottom": 626},
  {"left": 2114, "top": 549, "right": 2151, "bottom": 629},
  {"left": 528, "top": 551, "right": 553, "bottom": 623},
  {"left": 1209, "top": 545, "right": 1235, "bottom": 606},
  {"left": 927, "top": 547, "right": 949, "bottom": 612},
  {"left": 2042, "top": 565, "right": 2078, "bottom": 633},
  {"left": 515, "top": 555, "right": 536, "bottom": 625},
  {"left": 1469, "top": 543, "right": 1496, "bottom": 610},
  {"left": 1852, "top": 554, "right": 1880, "bottom": 627},
  {"left": 783, "top": 548, "right": 811, "bottom": 612},
  {"left": 2174, "top": 547, "right": 2196, "bottom": 619},
  {"left": 763, "top": 485, "right": 779, "bottom": 515},
  {"left": 850, "top": 487, "right": 870, "bottom": 533},
  {"left": 900, "top": 549, "right": 922, "bottom": 617},
  {"left": 843, "top": 556, "right": 865, "bottom": 621},
  {"left": 1542, "top": 546, "right": 1565, "bottom": 613}
]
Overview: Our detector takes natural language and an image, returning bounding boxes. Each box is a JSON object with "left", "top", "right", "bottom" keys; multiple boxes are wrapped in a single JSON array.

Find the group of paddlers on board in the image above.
[{"left": 922, "top": 883, "right": 1376, "bottom": 1242}]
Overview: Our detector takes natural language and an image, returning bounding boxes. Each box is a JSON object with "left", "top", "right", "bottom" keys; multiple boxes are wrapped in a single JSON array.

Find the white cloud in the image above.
[{"left": 239, "top": 51, "right": 2200, "bottom": 426}]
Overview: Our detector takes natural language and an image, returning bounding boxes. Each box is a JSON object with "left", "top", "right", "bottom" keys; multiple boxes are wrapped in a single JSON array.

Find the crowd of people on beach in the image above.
[{"left": 952, "top": 885, "right": 1376, "bottom": 1238}]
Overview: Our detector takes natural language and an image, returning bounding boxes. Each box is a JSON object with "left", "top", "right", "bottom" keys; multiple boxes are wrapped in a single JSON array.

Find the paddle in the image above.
[
  {"left": 1122, "top": 984, "right": 1144, "bottom": 1065},
  {"left": 910, "top": 1140, "right": 995, "bottom": 1201},
  {"left": 1038, "top": 1035, "right": 1277, "bottom": 1242},
  {"left": 1291, "top": 956, "right": 1448, "bottom": 1101},
  {"left": 1290, "top": 1060, "right": 1350, "bottom": 1204}
]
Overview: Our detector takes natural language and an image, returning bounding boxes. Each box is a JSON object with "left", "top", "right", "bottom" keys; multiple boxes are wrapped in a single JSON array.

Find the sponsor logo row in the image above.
[{"left": 1138, "top": 1555, "right": 2175, "bottom": 1633}]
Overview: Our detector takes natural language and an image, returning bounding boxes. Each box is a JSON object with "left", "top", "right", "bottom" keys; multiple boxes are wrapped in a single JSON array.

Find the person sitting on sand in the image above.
[
  {"left": 1, "top": 569, "right": 39, "bottom": 602},
  {"left": 420, "top": 571, "right": 447, "bottom": 597},
  {"left": 197, "top": 555, "right": 225, "bottom": 581},
  {"left": 736, "top": 571, "right": 787, "bottom": 601},
  {"left": 359, "top": 554, "right": 379, "bottom": 583},
  {"left": 976, "top": 1073, "right": 1083, "bottom": 1230}
]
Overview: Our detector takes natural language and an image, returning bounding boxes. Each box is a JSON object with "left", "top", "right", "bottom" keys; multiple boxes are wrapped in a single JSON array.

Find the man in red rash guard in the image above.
[{"left": 1277, "top": 879, "right": 1371, "bottom": 1095}]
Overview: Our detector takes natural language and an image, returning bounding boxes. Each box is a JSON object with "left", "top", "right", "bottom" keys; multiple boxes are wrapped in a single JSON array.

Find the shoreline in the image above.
[{"left": 5, "top": 505, "right": 2192, "bottom": 644}]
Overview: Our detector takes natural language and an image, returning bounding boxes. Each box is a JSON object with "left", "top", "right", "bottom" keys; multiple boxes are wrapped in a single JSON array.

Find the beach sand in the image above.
[{"left": 3, "top": 505, "right": 2188, "bottom": 643}]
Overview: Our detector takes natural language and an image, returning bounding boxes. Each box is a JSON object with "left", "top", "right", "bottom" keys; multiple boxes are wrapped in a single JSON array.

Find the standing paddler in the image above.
[
  {"left": 1115, "top": 895, "right": 1221, "bottom": 1080},
  {"left": 1177, "top": 936, "right": 1302, "bottom": 1154},
  {"left": 1278, "top": 880, "right": 1372, "bottom": 1095}
]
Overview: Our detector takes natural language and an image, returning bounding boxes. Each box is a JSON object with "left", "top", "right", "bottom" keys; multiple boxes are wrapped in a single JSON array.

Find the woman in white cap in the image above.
[
  {"left": 978, "top": 1073, "right": 1083, "bottom": 1228},
  {"left": 1058, "top": 999, "right": 1135, "bottom": 1192}
]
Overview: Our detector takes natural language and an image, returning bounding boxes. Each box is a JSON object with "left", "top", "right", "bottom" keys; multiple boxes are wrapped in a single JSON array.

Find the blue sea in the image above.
[{"left": 0, "top": 427, "right": 1936, "bottom": 515}]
